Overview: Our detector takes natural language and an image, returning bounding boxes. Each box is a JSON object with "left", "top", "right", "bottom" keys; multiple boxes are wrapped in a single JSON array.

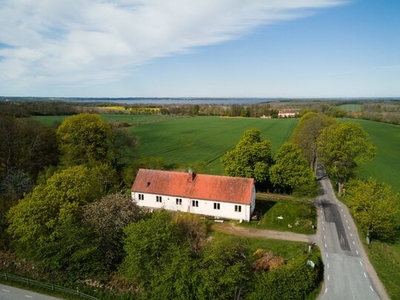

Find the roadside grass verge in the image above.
[
  {"left": 240, "top": 197, "right": 317, "bottom": 235},
  {"left": 365, "top": 240, "right": 400, "bottom": 299}
]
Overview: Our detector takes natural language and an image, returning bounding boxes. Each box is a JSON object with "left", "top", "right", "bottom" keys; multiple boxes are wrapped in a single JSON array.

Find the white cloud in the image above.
[{"left": 0, "top": 0, "right": 347, "bottom": 89}]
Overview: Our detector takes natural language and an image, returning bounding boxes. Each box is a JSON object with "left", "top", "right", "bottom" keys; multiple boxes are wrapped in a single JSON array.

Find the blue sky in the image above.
[{"left": 0, "top": 0, "right": 399, "bottom": 98}]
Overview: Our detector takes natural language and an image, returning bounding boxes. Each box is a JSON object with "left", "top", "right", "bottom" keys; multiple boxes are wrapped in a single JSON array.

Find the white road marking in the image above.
[
  {"left": 323, "top": 227, "right": 326, "bottom": 231},
  {"left": 364, "top": 272, "right": 367, "bottom": 278},
  {"left": 325, "top": 288, "right": 328, "bottom": 293},
  {"left": 370, "top": 286, "right": 374, "bottom": 292},
  {"left": 325, "top": 243, "right": 327, "bottom": 248},
  {"left": 341, "top": 209, "right": 343, "bottom": 212},
  {"left": 348, "top": 226, "right": 350, "bottom": 230},
  {"left": 346, "top": 219, "right": 348, "bottom": 223},
  {"left": 344, "top": 214, "right": 346, "bottom": 217},
  {"left": 356, "top": 250, "right": 359, "bottom": 255},
  {"left": 326, "top": 253, "right": 329, "bottom": 258},
  {"left": 25, "top": 296, "right": 33, "bottom": 298},
  {"left": 360, "top": 261, "right": 363, "bottom": 266},
  {"left": 350, "top": 233, "right": 353, "bottom": 237},
  {"left": 324, "top": 235, "right": 326, "bottom": 239},
  {"left": 328, "top": 275, "right": 330, "bottom": 281},
  {"left": 353, "top": 241, "right": 356, "bottom": 245},
  {"left": 327, "top": 263, "right": 330, "bottom": 269},
  {"left": 1, "top": 289, "right": 10, "bottom": 293},
  {"left": 322, "top": 221, "right": 325, "bottom": 225}
]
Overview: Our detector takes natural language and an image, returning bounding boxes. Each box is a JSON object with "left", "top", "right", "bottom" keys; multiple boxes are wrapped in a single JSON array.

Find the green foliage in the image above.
[
  {"left": 318, "top": 121, "right": 376, "bottom": 194},
  {"left": 345, "top": 178, "right": 399, "bottom": 243},
  {"left": 269, "top": 142, "right": 317, "bottom": 195},
  {"left": 57, "top": 113, "right": 111, "bottom": 166},
  {"left": 290, "top": 112, "right": 336, "bottom": 172},
  {"left": 7, "top": 165, "right": 105, "bottom": 261},
  {"left": 121, "top": 210, "right": 193, "bottom": 298},
  {"left": 247, "top": 250, "right": 323, "bottom": 300},
  {"left": 82, "top": 193, "right": 142, "bottom": 272},
  {"left": 197, "top": 235, "right": 251, "bottom": 299},
  {"left": 221, "top": 128, "right": 273, "bottom": 185},
  {"left": 0, "top": 116, "right": 59, "bottom": 181}
]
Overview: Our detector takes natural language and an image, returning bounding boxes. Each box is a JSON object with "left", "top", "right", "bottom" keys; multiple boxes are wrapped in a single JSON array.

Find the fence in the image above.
[{"left": 0, "top": 272, "right": 99, "bottom": 300}]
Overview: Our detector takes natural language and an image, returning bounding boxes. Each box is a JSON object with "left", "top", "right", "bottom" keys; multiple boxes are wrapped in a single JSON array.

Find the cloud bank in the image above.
[{"left": 0, "top": 0, "right": 345, "bottom": 90}]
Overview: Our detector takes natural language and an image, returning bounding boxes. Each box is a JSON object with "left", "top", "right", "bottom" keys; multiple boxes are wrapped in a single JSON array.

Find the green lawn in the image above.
[{"left": 240, "top": 197, "right": 317, "bottom": 235}]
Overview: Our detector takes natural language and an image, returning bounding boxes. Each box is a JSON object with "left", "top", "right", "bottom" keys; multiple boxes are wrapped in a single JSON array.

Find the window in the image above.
[
  {"left": 138, "top": 194, "right": 144, "bottom": 200},
  {"left": 156, "top": 196, "right": 162, "bottom": 203},
  {"left": 192, "top": 200, "right": 199, "bottom": 207},
  {"left": 213, "top": 203, "right": 220, "bottom": 210},
  {"left": 235, "top": 205, "right": 242, "bottom": 212},
  {"left": 176, "top": 198, "right": 182, "bottom": 205}
]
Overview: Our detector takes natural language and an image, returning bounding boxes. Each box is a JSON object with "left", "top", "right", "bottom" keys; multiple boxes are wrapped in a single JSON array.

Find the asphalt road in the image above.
[
  {"left": 0, "top": 283, "right": 61, "bottom": 300},
  {"left": 314, "top": 167, "right": 388, "bottom": 300}
]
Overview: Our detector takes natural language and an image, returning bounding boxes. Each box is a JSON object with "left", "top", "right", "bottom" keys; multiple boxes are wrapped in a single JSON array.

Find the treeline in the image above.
[
  {"left": 0, "top": 112, "right": 323, "bottom": 299},
  {"left": 3, "top": 98, "right": 400, "bottom": 125}
]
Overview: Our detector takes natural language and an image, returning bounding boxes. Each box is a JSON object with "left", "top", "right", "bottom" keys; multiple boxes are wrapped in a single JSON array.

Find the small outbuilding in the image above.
[{"left": 131, "top": 169, "right": 256, "bottom": 221}]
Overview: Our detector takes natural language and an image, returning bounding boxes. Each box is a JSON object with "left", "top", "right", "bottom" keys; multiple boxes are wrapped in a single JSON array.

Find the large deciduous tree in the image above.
[
  {"left": 290, "top": 112, "right": 336, "bottom": 173},
  {"left": 56, "top": 113, "right": 111, "bottom": 166},
  {"left": 318, "top": 121, "right": 376, "bottom": 196},
  {"left": 82, "top": 193, "right": 142, "bottom": 272},
  {"left": 269, "top": 142, "right": 317, "bottom": 196},
  {"left": 221, "top": 128, "right": 273, "bottom": 186},
  {"left": 7, "top": 165, "right": 105, "bottom": 262},
  {"left": 346, "top": 178, "right": 399, "bottom": 244}
]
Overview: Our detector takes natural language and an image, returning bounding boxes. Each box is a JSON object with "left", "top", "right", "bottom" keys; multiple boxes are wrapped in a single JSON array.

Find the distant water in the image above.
[{"left": 71, "top": 98, "right": 271, "bottom": 105}]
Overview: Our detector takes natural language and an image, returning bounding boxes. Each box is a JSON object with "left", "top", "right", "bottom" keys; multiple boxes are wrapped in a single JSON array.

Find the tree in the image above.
[
  {"left": 56, "top": 113, "right": 111, "bottom": 166},
  {"left": 269, "top": 142, "right": 317, "bottom": 196},
  {"left": 290, "top": 112, "right": 336, "bottom": 173},
  {"left": 197, "top": 235, "right": 251, "bottom": 299},
  {"left": 346, "top": 178, "right": 400, "bottom": 244},
  {"left": 82, "top": 193, "right": 142, "bottom": 271},
  {"left": 221, "top": 128, "right": 273, "bottom": 186},
  {"left": 121, "top": 210, "right": 195, "bottom": 298},
  {"left": 7, "top": 165, "right": 105, "bottom": 261},
  {"left": 318, "top": 121, "right": 376, "bottom": 196}
]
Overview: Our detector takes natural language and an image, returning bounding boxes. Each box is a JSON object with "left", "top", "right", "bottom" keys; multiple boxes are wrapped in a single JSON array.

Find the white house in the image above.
[
  {"left": 131, "top": 169, "right": 256, "bottom": 221},
  {"left": 278, "top": 109, "right": 298, "bottom": 118}
]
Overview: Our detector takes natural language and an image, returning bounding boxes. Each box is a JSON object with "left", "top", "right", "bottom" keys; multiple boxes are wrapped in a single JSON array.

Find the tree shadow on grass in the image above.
[{"left": 253, "top": 199, "right": 276, "bottom": 220}]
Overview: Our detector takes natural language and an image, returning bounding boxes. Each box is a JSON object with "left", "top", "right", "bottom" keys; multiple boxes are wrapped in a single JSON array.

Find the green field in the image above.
[
  {"left": 339, "top": 104, "right": 362, "bottom": 112},
  {"left": 129, "top": 116, "right": 298, "bottom": 174},
  {"left": 350, "top": 119, "right": 400, "bottom": 193}
]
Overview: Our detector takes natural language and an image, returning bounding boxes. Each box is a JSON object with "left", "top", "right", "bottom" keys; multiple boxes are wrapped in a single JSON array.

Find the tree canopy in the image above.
[
  {"left": 221, "top": 128, "right": 273, "bottom": 186},
  {"left": 57, "top": 113, "right": 111, "bottom": 166},
  {"left": 269, "top": 142, "right": 317, "bottom": 196},
  {"left": 318, "top": 121, "right": 376, "bottom": 195},
  {"left": 7, "top": 165, "right": 105, "bottom": 260},
  {"left": 290, "top": 112, "right": 336, "bottom": 172},
  {"left": 346, "top": 178, "right": 399, "bottom": 244}
]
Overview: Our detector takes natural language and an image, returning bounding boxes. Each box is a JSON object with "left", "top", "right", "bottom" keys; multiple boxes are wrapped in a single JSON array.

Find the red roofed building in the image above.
[
  {"left": 278, "top": 109, "right": 298, "bottom": 118},
  {"left": 131, "top": 169, "right": 256, "bottom": 221}
]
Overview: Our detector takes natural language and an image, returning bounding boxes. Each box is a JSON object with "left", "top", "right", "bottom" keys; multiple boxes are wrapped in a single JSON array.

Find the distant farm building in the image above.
[
  {"left": 278, "top": 109, "right": 298, "bottom": 118},
  {"left": 131, "top": 169, "right": 256, "bottom": 221}
]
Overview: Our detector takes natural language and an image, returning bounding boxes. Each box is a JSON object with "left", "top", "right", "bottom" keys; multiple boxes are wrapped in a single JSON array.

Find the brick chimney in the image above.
[{"left": 188, "top": 168, "right": 196, "bottom": 182}]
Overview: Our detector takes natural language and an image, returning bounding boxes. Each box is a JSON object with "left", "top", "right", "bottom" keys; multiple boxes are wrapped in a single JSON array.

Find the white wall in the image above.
[{"left": 132, "top": 191, "right": 254, "bottom": 221}]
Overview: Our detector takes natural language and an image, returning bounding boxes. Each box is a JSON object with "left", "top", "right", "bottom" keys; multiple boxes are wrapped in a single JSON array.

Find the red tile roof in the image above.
[{"left": 132, "top": 169, "right": 254, "bottom": 205}]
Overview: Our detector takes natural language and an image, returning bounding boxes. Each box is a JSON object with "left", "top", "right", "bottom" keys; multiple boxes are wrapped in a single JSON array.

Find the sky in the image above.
[{"left": 0, "top": 0, "right": 399, "bottom": 98}]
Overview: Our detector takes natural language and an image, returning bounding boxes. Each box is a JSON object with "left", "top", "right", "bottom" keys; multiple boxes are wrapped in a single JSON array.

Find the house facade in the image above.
[
  {"left": 131, "top": 169, "right": 256, "bottom": 221},
  {"left": 278, "top": 109, "right": 298, "bottom": 118}
]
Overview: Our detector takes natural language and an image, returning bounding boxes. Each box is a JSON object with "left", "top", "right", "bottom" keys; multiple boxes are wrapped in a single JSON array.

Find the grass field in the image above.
[
  {"left": 129, "top": 116, "right": 298, "bottom": 174},
  {"left": 349, "top": 119, "right": 400, "bottom": 193},
  {"left": 339, "top": 104, "right": 362, "bottom": 111}
]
